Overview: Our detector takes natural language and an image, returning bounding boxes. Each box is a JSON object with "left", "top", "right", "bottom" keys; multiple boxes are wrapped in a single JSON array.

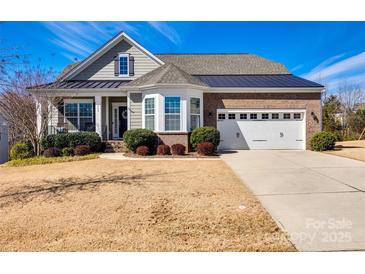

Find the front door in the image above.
[{"left": 112, "top": 104, "right": 128, "bottom": 139}]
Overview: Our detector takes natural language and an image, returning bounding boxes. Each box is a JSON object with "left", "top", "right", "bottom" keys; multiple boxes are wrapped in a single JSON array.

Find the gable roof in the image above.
[
  {"left": 155, "top": 53, "right": 289, "bottom": 75},
  {"left": 126, "top": 63, "right": 207, "bottom": 87},
  {"left": 60, "top": 32, "right": 164, "bottom": 81}
]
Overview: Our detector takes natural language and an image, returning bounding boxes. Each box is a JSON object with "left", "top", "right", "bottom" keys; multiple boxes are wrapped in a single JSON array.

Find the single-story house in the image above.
[
  {"left": 0, "top": 115, "right": 8, "bottom": 164},
  {"left": 29, "top": 32, "right": 324, "bottom": 150}
]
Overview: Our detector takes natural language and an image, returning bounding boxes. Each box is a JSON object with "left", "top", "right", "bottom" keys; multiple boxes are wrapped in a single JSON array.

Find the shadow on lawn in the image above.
[{"left": 0, "top": 171, "right": 176, "bottom": 208}]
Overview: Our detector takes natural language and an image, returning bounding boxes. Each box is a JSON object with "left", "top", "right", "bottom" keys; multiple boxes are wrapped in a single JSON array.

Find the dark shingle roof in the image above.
[
  {"left": 196, "top": 74, "right": 324, "bottom": 88},
  {"left": 57, "top": 62, "right": 81, "bottom": 80},
  {"left": 126, "top": 63, "right": 207, "bottom": 87},
  {"left": 156, "top": 54, "right": 289, "bottom": 75}
]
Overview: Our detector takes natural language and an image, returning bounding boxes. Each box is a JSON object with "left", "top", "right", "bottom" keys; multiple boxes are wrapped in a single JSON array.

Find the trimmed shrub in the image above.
[
  {"left": 136, "top": 145, "right": 149, "bottom": 156},
  {"left": 310, "top": 131, "right": 337, "bottom": 151},
  {"left": 190, "top": 127, "right": 220, "bottom": 150},
  {"left": 156, "top": 144, "right": 170, "bottom": 155},
  {"left": 123, "top": 129, "right": 157, "bottom": 152},
  {"left": 74, "top": 145, "right": 91, "bottom": 156},
  {"left": 10, "top": 143, "right": 33, "bottom": 160},
  {"left": 41, "top": 132, "right": 101, "bottom": 151},
  {"left": 43, "top": 147, "right": 61, "bottom": 158},
  {"left": 196, "top": 142, "right": 215, "bottom": 156},
  {"left": 171, "top": 144, "right": 186, "bottom": 155},
  {"left": 61, "top": 147, "right": 74, "bottom": 157},
  {"left": 41, "top": 134, "right": 56, "bottom": 149}
]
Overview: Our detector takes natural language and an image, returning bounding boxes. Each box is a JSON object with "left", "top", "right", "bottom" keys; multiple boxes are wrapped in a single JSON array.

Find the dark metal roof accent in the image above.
[
  {"left": 30, "top": 80, "right": 132, "bottom": 90},
  {"left": 195, "top": 74, "right": 324, "bottom": 88}
]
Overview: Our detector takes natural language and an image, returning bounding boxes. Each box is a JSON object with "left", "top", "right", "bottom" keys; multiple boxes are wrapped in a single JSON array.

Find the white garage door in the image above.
[{"left": 217, "top": 109, "right": 305, "bottom": 150}]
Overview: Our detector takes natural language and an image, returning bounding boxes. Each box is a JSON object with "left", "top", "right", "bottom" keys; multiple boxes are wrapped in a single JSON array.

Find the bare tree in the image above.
[
  {"left": 0, "top": 64, "right": 58, "bottom": 155},
  {"left": 337, "top": 82, "right": 365, "bottom": 112}
]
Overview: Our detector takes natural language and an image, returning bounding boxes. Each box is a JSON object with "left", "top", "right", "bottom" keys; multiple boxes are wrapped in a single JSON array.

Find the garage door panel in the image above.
[{"left": 217, "top": 110, "right": 305, "bottom": 150}]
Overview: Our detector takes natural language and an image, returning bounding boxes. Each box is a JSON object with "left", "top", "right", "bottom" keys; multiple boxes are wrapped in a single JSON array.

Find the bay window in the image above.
[
  {"left": 165, "top": 96, "right": 180, "bottom": 131},
  {"left": 64, "top": 100, "right": 93, "bottom": 132},
  {"left": 190, "top": 97, "right": 200, "bottom": 131},
  {"left": 144, "top": 97, "right": 155, "bottom": 130}
]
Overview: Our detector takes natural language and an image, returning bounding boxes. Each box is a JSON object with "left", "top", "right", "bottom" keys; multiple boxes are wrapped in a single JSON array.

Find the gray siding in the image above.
[
  {"left": 72, "top": 40, "right": 160, "bottom": 81},
  {"left": 129, "top": 93, "right": 142, "bottom": 129},
  {"left": 48, "top": 100, "right": 63, "bottom": 133}
]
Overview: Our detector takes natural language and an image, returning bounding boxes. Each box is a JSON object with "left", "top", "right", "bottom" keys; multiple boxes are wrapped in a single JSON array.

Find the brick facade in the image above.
[
  {"left": 203, "top": 92, "right": 322, "bottom": 149},
  {"left": 156, "top": 132, "right": 190, "bottom": 152}
]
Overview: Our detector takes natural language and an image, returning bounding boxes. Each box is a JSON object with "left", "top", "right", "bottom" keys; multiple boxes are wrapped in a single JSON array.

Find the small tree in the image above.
[
  {"left": 322, "top": 95, "right": 342, "bottom": 132},
  {"left": 0, "top": 64, "right": 58, "bottom": 155}
]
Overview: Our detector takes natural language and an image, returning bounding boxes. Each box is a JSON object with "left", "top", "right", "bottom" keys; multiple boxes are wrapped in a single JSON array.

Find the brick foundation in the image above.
[{"left": 203, "top": 92, "right": 322, "bottom": 149}]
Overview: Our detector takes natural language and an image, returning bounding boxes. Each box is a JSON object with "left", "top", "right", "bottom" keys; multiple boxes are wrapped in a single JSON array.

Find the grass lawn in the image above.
[
  {"left": 0, "top": 158, "right": 295, "bottom": 251},
  {"left": 2, "top": 153, "right": 100, "bottom": 167},
  {"left": 324, "top": 140, "right": 365, "bottom": 162}
]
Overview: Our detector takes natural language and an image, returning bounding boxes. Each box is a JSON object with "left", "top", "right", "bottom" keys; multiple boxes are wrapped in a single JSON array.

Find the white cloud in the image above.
[
  {"left": 147, "top": 22, "right": 181, "bottom": 45},
  {"left": 304, "top": 51, "right": 365, "bottom": 81},
  {"left": 42, "top": 21, "right": 138, "bottom": 60}
]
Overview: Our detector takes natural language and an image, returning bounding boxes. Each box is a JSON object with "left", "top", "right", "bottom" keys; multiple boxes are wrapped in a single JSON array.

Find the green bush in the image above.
[
  {"left": 190, "top": 127, "right": 220, "bottom": 150},
  {"left": 41, "top": 132, "right": 101, "bottom": 151},
  {"left": 123, "top": 129, "right": 157, "bottom": 152},
  {"left": 61, "top": 147, "right": 74, "bottom": 157},
  {"left": 310, "top": 131, "right": 337, "bottom": 151},
  {"left": 10, "top": 143, "right": 33, "bottom": 160}
]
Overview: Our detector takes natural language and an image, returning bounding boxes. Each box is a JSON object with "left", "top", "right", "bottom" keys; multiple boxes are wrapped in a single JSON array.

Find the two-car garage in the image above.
[{"left": 217, "top": 109, "right": 306, "bottom": 150}]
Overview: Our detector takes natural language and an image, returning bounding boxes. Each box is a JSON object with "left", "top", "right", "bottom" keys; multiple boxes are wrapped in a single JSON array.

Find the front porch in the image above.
[{"left": 48, "top": 95, "right": 130, "bottom": 141}]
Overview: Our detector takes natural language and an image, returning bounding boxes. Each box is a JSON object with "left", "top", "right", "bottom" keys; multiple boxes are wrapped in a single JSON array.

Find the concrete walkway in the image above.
[
  {"left": 100, "top": 153, "right": 220, "bottom": 161},
  {"left": 220, "top": 150, "right": 365, "bottom": 251}
]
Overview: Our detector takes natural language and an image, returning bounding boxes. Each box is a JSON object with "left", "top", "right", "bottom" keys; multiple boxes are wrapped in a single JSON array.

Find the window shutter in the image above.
[
  {"left": 114, "top": 56, "right": 120, "bottom": 76},
  {"left": 129, "top": 55, "right": 135, "bottom": 76}
]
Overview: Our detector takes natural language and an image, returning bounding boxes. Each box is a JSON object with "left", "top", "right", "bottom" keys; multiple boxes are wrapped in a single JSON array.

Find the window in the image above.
[
  {"left": 144, "top": 97, "right": 155, "bottom": 130},
  {"left": 64, "top": 101, "right": 93, "bottom": 132},
  {"left": 218, "top": 113, "right": 225, "bottom": 120},
  {"left": 165, "top": 97, "right": 180, "bottom": 131},
  {"left": 119, "top": 54, "right": 129, "bottom": 76},
  {"left": 250, "top": 113, "right": 257, "bottom": 120},
  {"left": 190, "top": 98, "right": 200, "bottom": 131},
  {"left": 271, "top": 113, "right": 279, "bottom": 119},
  {"left": 283, "top": 113, "right": 291, "bottom": 119},
  {"left": 262, "top": 113, "right": 269, "bottom": 119},
  {"left": 294, "top": 113, "right": 301, "bottom": 119},
  {"left": 240, "top": 113, "right": 247, "bottom": 120},
  {"left": 228, "top": 113, "right": 236, "bottom": 120}
]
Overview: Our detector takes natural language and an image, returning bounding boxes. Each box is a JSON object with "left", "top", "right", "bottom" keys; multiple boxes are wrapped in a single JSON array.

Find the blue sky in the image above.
[{"left": 1, "top": 21, "right": 365, "bottom": 91}]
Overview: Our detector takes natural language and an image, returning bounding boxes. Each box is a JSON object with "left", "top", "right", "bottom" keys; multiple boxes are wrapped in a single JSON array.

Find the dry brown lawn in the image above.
[
  {"left": 325, "top": 140, "right": 365, "bottom": 162},
  {"left": 0, "top": 158, "right": 295, "bottom": 251}
]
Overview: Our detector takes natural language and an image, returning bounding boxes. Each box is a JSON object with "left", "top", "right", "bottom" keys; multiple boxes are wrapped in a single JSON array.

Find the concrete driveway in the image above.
[{"left": 221, "top": 150, "right": 365, "bottom": 251}]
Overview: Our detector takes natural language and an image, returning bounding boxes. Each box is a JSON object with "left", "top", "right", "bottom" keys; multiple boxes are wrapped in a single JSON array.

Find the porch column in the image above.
[
  {"left": 95, "top": 96, "right": 102, "bottom": 138},
  {"left": 35, "top": 95, "right": 42, "bottom": 135}
]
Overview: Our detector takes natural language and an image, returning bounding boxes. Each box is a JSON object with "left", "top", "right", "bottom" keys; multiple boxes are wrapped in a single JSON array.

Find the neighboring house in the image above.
[
  {"left": 28, "top": 32, "right": 324, "bottom": 150},
  {"left": 0, "top": 115, "right": 9, "bottom": 164}
]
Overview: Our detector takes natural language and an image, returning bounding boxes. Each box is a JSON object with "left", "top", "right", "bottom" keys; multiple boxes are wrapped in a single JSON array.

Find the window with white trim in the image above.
[
  {"left": 250, "top": 113, "right": 257, "bottom": 120},
  {"left": 165, "top": 97, "right": 180, "bottom": 131},
  {"left": 119, "top": 53, "right": 129, "bottom": 76},
  {"left": 283, "top": 113, "right": 291, "bottom": 119},
  {"left": 271, "top": 113, "right": 279, "bottom": 119},
  {"left": 262, "top": 113, "right": 269, "bottom": 119},
  {"left": 64, "top": 101, "right": 93, "bottom": 132},
  {"left": 190, "top": 97, "right": 200, "bottom": 131},
  {"left": 218, "top": 113, "right": 225, "bottom": 120},
  {"left": 144, "top": 97, "right": 155, "bottom": 130},
  {"left": 294, "top": 113, "right": 301, "bottom": 119},
  {"left": 228, "top": 113, "right": 236, "bottom": 119},
  {"left": 240, "top": 113, "right": 247, "bottom": 120}
]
